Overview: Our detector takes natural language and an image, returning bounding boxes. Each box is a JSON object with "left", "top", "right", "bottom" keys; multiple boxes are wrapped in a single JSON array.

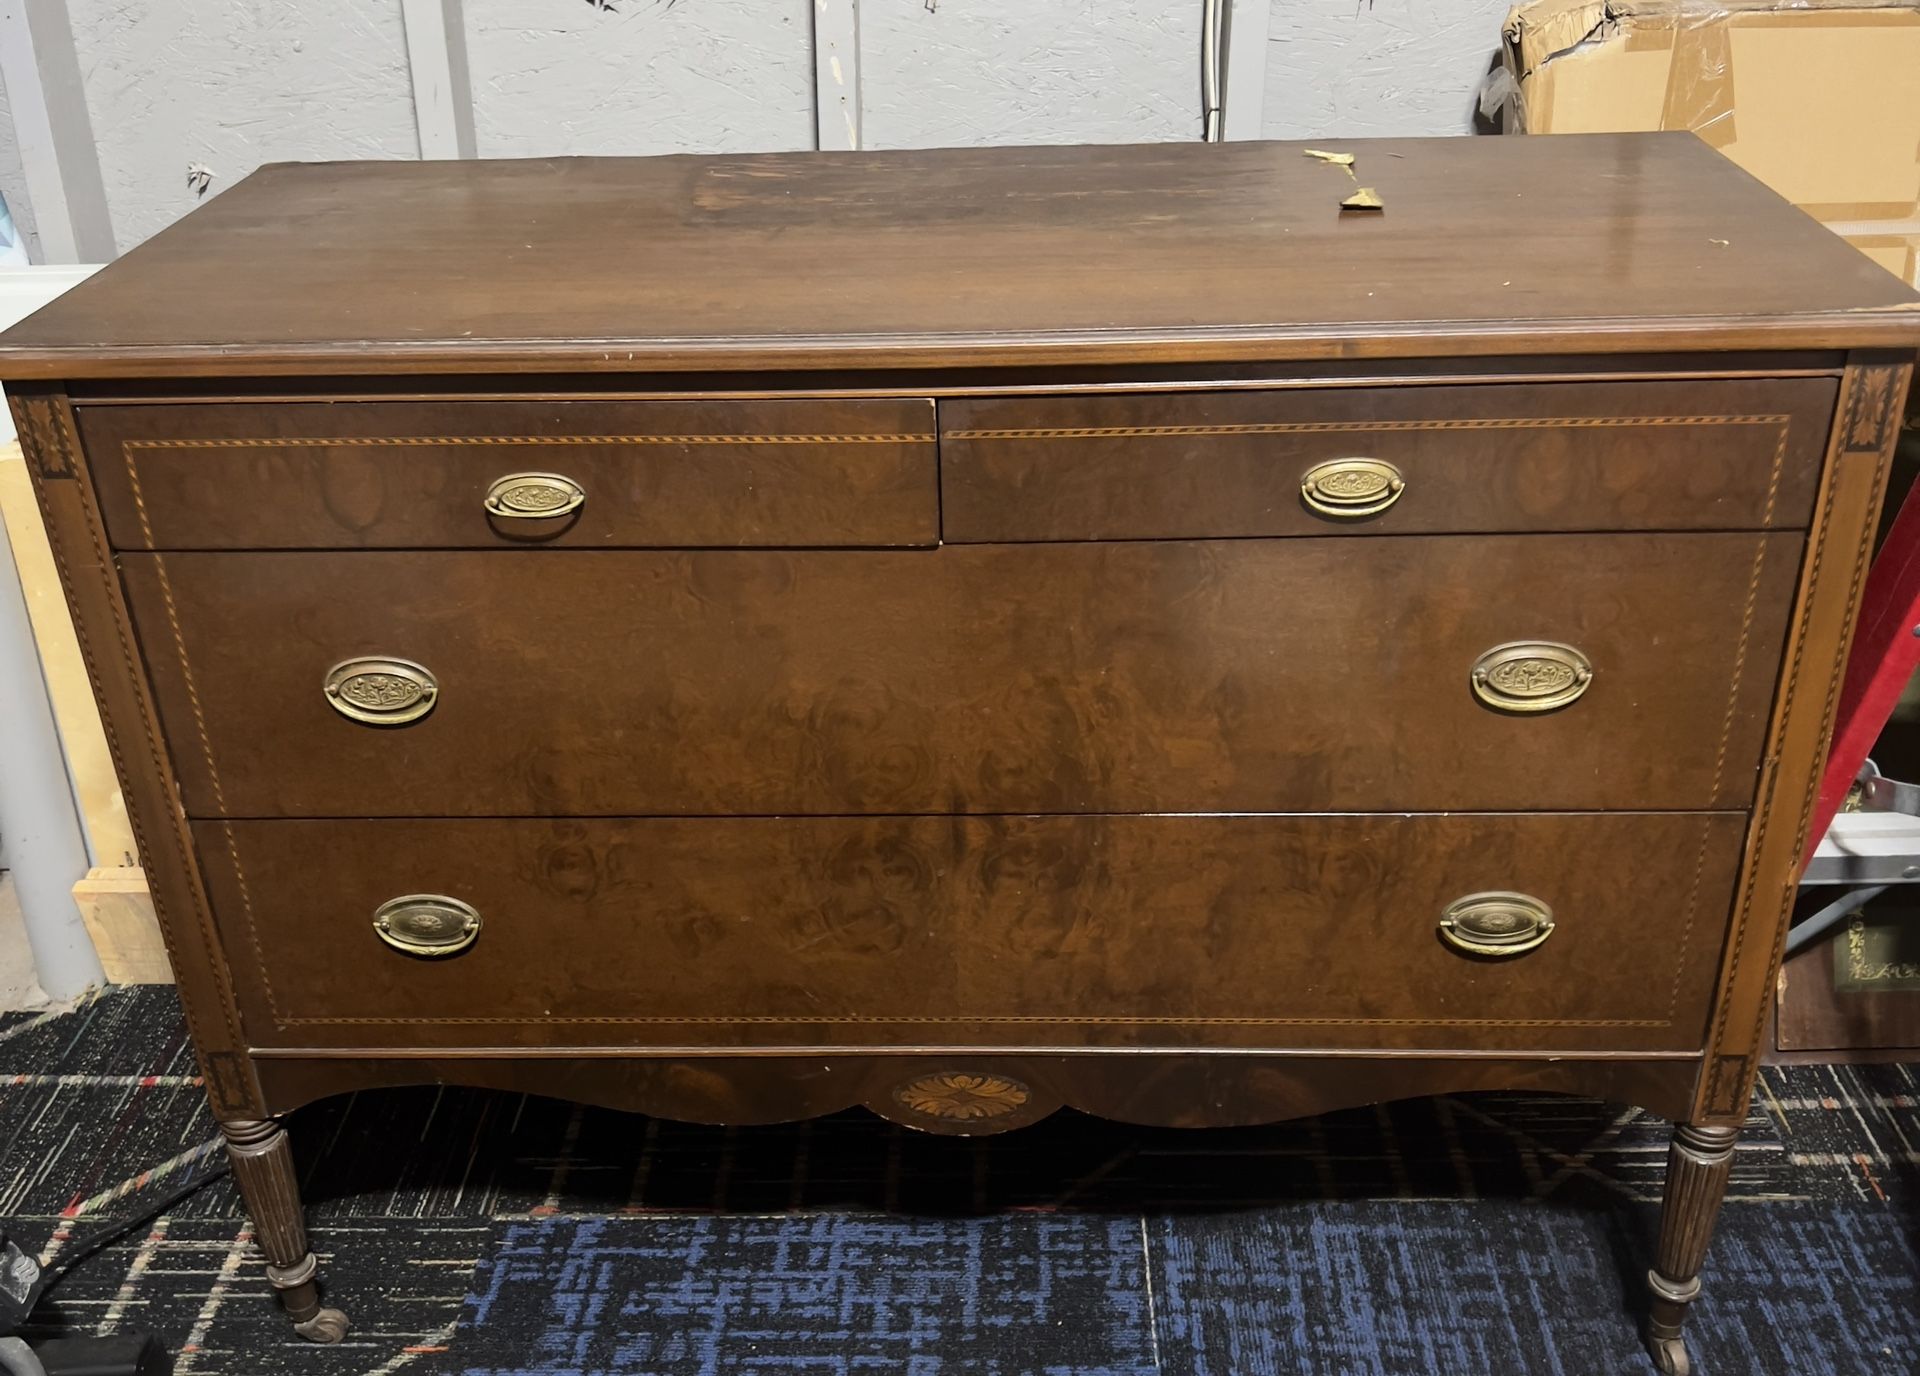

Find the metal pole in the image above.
[
  {"left": 1202, "top": 0, "right": 1224, "bottom": 141},
  {"left": 0, "top": 506, "right": 101, "bottom": 998}
]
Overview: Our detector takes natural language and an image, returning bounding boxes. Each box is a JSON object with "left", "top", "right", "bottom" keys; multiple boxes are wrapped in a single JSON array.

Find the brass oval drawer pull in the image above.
[
  {"left": 373, "top": 894, "right": 481, "bottom": 957},
  {"left": 484, "top": 472, "right": 586, "bottom": 521},
  {"left": 1300, "top": 458, "right": 1405, "bottom": 519},
  {"left": 323, "top": 657, "right": 439, "bottom": 726},
  {"left": 1439, "top": 891, "right": 1555, "bottom": 958},
  {"left": 1470, "top": 641, "right": 1592, "bottom": 714}
]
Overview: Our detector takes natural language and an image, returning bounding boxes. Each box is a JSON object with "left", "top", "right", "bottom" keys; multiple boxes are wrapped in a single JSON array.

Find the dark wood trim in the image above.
[
  {"left": 4, "top": 317, "right": 1916, "bottom": 382},
  {"left": 248, "top": 1045, "right": 1705, "bottom": 1061},
  {"left": 63, "top": 353, "right": 1848, "bottom": 404},
  {"left": 251, "top": 1052, "right": 1705, "bottom": 1129}
]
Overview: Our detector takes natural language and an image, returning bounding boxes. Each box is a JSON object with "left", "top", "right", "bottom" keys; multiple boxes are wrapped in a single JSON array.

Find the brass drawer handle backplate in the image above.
[
  {"left": 484, "top": 471, "right": 587, "bottom": 521},
  {"left": 1438, "top": 891, "right": 1555, "bottom": 958},
  {"left": 373, "top": 894, "right": 481, "bottom": 957},
  {"left": 1470, "top": 641, "right": 1592, "bottom": 714},
  {"left": 1300, "top": 458, "right": 1406, "bottom": 519},
  {"left": 323, "top": 657, "right": 439, "bottom": 726}
]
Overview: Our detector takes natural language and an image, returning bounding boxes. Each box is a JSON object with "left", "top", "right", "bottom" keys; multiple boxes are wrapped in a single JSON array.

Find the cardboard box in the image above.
[{"left": 1493, "top": 0, "right": 1920, "bottom": 285}]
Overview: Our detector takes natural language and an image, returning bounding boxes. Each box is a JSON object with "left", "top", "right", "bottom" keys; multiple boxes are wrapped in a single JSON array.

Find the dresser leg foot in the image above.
[
  {"left": 220, "top": 1118, "right": 350, "bottom": 1343},
  {"left": 1643, "top": 1122, "right": 1738, "bottom": 1376}
]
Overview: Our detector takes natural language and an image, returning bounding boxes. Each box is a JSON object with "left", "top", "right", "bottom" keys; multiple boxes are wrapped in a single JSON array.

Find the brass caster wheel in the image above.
[
  {"left": 293, "top": 1308, "right": 350, "bottom": 1344},
  {"left": 1647, "top": 1336, "right": 1690, "bottom": 1376}
]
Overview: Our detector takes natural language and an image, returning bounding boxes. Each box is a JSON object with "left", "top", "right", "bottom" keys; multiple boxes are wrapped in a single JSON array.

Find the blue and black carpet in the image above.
[{"left": 1, "top": 987, "right": 1915, "bottom": 1375}]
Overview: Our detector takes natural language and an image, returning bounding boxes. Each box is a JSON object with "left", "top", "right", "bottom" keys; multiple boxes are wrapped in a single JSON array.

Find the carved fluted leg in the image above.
[
  {"left": 220, "top": 1119, "right": 349, "bottom": 1343},
  {"left": 1644, "top": 1123, "right": 1739, "bottom": 1375}
]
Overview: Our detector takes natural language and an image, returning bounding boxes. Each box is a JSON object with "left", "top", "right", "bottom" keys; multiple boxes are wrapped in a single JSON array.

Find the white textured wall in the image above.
[
  {"left": 1261, "top": 0, "right": 1511, "bottom": 138},
  {"left": 465, "top": 0, "right": 813, "bottom": 158},
  {"left": 0, "top": 73, "right": 36, "bottom": 258},
  {"left": 13, "top": 0, "right": 1521, "bottom": 257},
  {"left": 69, "top": 0, "right": 419, "bottom": 254},
  {"left": 862, "top": 0, "right": 1202, "bottom": 149}
]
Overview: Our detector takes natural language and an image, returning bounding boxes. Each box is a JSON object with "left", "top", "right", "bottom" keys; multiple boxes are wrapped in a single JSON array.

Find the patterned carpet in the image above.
[{"left": 2, "top": 988, "right": 1915, "bottom": 1375}]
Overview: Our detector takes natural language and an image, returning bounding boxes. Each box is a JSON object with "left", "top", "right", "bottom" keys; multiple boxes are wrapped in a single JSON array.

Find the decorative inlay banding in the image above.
[
  {"left": 893, "top": 1072, "right": 1031, "bottom": 1121},
  {"left": 944, "top": 415, "right": 1789, "bottom": 441},
  {"left": 125, "top": 432, "right": 933, "bottom": 450}
]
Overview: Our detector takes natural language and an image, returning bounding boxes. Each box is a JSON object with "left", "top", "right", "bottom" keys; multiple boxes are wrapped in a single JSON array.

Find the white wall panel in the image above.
[
  {"left": 466, "top": 0, "right": 814, "bottom": 159},
  {"left": 862, "top": 0, "right": 1203, "bottom": 150},
  {"left": 70, "top": 0, "right": 418, "bottom": 253}
]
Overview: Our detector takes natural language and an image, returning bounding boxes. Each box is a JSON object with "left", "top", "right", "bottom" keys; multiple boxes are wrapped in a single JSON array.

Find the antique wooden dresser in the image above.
[{"left": 4, "top": 134, "right": 1916, "bottom": 1373}]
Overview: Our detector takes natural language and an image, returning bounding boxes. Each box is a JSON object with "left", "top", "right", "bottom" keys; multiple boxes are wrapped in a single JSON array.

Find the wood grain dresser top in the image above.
[{"left": 2, "top": 132, "right": 1917, "bottom": 379}]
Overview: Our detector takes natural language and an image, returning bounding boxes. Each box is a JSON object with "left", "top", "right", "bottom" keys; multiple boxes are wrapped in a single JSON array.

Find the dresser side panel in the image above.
[
  {"left": 1693, "top": 355, "right": 1914, "bottom": 1123},
  {"left": 7, "top": 383, "right": 258, "bottom": 1116}
]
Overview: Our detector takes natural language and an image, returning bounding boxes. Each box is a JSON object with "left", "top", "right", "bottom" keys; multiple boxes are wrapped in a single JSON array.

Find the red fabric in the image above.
[{"left": 1803, "top": 478, "right": 1920, "bottom": 867}]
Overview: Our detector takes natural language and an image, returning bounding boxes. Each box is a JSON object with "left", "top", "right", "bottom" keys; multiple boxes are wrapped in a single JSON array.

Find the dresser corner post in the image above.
[
  {"left": 219, "top": 1118, "right": 350, "bottom": 1344},
  {"left": 1687, "top": 354, "right": 1910, "bottom": 1134}
]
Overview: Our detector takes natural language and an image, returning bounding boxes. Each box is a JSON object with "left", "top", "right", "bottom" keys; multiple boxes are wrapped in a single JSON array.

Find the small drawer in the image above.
[
  {"left": 125, "top": 532, "right": 1796, "bottom": 818},
  {"left": 200, "top": 812, "right": 1742, "bottom": 1054},
  {"left": 80, "top": 398, "right": 938, "bottom": 549},
  {"left": 941, "top": 378, "right": 1835, "bottom": 541}
]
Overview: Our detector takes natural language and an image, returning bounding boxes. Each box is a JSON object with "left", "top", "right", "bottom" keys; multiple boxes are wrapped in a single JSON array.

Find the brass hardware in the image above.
[
  {"left": 1470, "top": 641, "right": 1593, "bottom": 714},
  {"left": 484, "top": 471, "right": 586, "bottom": 521},
  {"left": 323, "top": 657, "right": 438, "bottom": 726},
  {"left": 1438, "top": 891, "right": 1555, "bottom": 958},
  {"left": 373, "top": 894, "right": 481, "bottom": 957},
  {"left": 1300, "top": 458, "right": 1405, "bottom": 518}
]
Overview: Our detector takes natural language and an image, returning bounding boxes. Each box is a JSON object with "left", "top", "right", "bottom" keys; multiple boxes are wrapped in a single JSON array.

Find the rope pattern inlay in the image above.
[
  {"left": 125, "top": 433, "right": 934, "bottom": 450},
  {"left": 1720, "top": 369, "right": 1902, "bottom": 1110},
  {"left": 31, "top": 394, "right": 248, "bottom": 1057},
  {"left": 943, "top": 415, "right": 1790, "bottom": 441},
  {"left": 121, "top": 441, "right": 285, "bottom": 1027},
  {"left": 277, "top": 1012, "right": 1671, "bottom": 1028},
  {"left": 1698, "top": 367, "right": 1901, "bottom": 1116},
  {"left": 1661, "top": 421, "right": 1791, "bottom": 1026}
]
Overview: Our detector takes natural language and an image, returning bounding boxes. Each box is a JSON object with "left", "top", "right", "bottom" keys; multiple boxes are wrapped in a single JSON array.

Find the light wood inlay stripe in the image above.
[
  {"left": 124, "top": 433, "right": 934, "bottom": 450},
  {"left": 943, "top": 415, "right": 1790, "bottom": 441}
]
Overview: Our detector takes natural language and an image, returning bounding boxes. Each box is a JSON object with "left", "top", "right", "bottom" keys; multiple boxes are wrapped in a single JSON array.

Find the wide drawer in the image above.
[
  {"left": 199, "top": 813, "right": 1742, "bottom": 1053},
  {"left": 126, "top": 534, "right": 1798, "bottom": 817},
  {"left": 942, "top": 378, "right": 1835, "bottom": 541},
  {"left": 80, "top": 398, "right": 939, "bottom": 549}
]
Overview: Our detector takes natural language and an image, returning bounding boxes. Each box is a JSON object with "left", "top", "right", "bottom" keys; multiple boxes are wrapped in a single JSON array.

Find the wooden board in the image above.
[{"left": 72, "top": 866, "right": 170, "bottom": 985}]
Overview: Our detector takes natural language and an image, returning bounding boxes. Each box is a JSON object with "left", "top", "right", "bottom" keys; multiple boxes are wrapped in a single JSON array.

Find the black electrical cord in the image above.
[
  {"left": 34, "top": 1160, "right": 231, "bottom": 1301},
  {"left": 0, "top": 1147, "right": 233, "bottom": 1345}
]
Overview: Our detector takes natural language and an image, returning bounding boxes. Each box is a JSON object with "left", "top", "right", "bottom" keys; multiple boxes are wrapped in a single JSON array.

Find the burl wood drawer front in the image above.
[
  {"left": 79, "top": 399, "right": 938, "bottom": 549},
  {"left": 942, "top": 378, "right": 1834, "bottom": 541},
  {"left": 126, "top": 534, "right": 1797, "bottom": 818},
  {"left": 197, "top": 812, "right": 1743, "bottom": 1053}
]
